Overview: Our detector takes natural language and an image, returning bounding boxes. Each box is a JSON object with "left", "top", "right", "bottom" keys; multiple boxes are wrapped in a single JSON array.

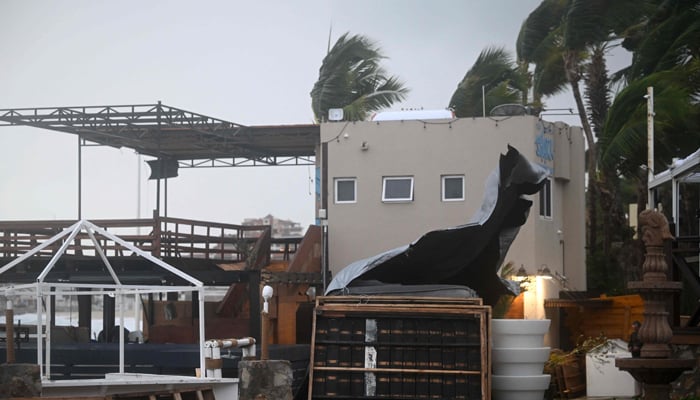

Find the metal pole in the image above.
[
  {"left": 46, "top": 288, "right": 52, "bottom": 379},
  {"left": 198, "top": 287, "right": 206, "bottom": 377},
  {"left": 137, "top": 154, "right": 142, "bottom": 234},
  {"left": 482, "top": 85, "right": 486, "bottom": 117},
  {"left": 647, "top": 86, "right": 654, "bottom": 209},
  {"left": 6, "top": 295, "right": 15, "bottom": 363},
  {"left": 78, "top": 136, "right": 82, "bottom": 220},
  {"left": 36, "top": 284, "right": 43, "bottom": 377},
  {"left": 321, "top": 221, "right": 328, "bottom": 293},
  {"left": 119, "top": 290, "right": 125, "bottom": 374}
]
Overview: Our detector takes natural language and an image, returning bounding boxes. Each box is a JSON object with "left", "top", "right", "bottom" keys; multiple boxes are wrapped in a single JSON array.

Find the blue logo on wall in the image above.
[{"left": 535, "top": 133, "right": 554, "bottom": 161}]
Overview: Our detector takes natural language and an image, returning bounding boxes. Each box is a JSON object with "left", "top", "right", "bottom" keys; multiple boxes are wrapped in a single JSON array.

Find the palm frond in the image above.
[{"left": 311, "top": 32, "right": 408, "bottom": 122}]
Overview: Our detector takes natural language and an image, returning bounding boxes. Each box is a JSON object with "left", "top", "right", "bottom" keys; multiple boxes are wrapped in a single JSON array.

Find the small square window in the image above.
[
  {"left": 335, "top": 178, "right": 356, "bottom": 203},
  {"left": 382, "top": 176, "right": 413, "bottom": 202},
  {"left": 442, "top": 175, "right": 464, "bottom": 201},
  {"left": 539, "top": 177, "right": 552, "bottom": 218}
]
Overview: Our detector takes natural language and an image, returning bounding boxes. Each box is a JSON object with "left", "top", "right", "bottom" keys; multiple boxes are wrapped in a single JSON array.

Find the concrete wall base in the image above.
[
  {"left": 0, "top": 363, "right": 41, "bottom": 398},
  {"left": 238, "top": 360, "right": 293, "bottom": 400}
]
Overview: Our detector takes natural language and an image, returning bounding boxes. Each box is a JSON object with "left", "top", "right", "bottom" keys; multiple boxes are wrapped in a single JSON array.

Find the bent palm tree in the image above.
[
  {"left": 517, "top": 0, "right": 649, "bottom": 254},
  {"left": 310, "top": 32, "right": 409, "bottom": 123},
  {"left": 601, "top": 0, "right": 700, "bottom": 178},
  {"left": 449, "top": 46, "right": 527, "bottom": 118}
]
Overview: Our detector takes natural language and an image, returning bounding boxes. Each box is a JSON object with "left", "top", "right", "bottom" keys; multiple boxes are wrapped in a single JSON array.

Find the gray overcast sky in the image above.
[{"left": 0, "top": 1, "right": 627, "bottom": 228}]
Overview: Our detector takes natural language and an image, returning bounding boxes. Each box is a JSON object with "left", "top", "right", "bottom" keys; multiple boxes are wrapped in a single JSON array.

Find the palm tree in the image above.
[
  {"left": 449, "top": 47, "right": 528, "bottom": 118},
  {"left": 517, "top": 0, "right": 649, "bottom": 257},
  {"left": 310, "top": 32, "right": 409, "bottom": 123},
  {"left": 601, "top": 0, "right": 700, "bottom": 183}
]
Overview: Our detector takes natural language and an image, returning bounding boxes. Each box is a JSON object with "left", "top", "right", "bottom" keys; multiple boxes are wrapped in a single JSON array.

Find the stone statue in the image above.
[{"left": 638, "top": 209, "right": 673, "bottom": 247}]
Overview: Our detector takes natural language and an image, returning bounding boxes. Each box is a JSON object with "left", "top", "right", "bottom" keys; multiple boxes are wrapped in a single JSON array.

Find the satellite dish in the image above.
[
  {"left": 328, "top": 108, "right": 344, "bottom": 121},
  {"left": 490, "top": 104, "right": 530, "bottom": 117}
]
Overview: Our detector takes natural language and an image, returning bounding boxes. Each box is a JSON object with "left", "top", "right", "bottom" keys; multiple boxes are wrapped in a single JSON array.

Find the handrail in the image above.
[{"left": 0, "top": 216, "right": 300, "bottom": 262}]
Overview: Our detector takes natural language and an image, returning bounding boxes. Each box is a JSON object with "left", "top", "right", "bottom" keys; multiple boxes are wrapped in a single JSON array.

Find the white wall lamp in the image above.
[{"left": 537, "top": 264, "right": 553, "bottom": 279}]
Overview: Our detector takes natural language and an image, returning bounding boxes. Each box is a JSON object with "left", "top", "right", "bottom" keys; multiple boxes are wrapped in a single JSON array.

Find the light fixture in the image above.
[
  {"left": 262, "top": 285, "right": 274, "bottom": 313},
  {"left": 514, "top": 265, "right": 529, "bottom": 282},
  {"left": 537, "top": 264, "right": 553, "bottom": 279},
  {"left": 305, "top": 286, "right": 317, "bottom": 301}
]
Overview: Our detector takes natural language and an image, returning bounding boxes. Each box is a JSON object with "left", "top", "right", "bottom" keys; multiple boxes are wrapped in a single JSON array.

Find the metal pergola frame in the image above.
[
  {"left": 649, "top": 148, "right": 700, "bottom": 235},
  {"left": 0, "top": 220, "right": 206, "bottom": 381},
  {"left": 0, "top": 102, "right": 319, "bottom": 168},
  {"left": 0, "top": 102, "right": 319, "bottom": 218}
]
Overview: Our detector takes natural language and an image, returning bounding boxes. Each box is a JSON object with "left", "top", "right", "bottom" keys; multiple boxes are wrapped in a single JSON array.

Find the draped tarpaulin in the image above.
[{"left": 326, "top": 145, "right": 548, "bottom": 305}]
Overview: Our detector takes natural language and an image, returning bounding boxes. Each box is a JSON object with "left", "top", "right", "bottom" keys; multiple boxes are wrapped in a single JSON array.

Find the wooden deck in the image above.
[{"left": 0, "top": 211, "right": 299, "bottom": 263}]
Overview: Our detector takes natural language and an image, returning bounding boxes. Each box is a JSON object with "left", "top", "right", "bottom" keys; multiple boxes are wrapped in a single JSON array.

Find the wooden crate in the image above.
[{"left": 309, "top": 296, "right": 490, "bottom": 399}]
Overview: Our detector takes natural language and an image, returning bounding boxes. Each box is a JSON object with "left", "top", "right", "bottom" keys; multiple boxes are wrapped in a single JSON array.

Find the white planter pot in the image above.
[
  {"left": 492, "top": 347, "right": 550, "bottom": 375},
  {"left": 491, "top": 319, "right": 551, "bottom": 400},
  {"left": 491, "top": 319, "right": 550, "bottom": 348},
  {"left": 492, "top": 374, "right": 551, "bottom": 400}
]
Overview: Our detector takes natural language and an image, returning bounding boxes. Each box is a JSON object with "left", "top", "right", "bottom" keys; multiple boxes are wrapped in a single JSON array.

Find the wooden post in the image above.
[
  {"left": 249, "top": 272, "right": 261, "bottom": 343},
  {"left": 261, "top": 311, "right": 269, "bottom": 360}
]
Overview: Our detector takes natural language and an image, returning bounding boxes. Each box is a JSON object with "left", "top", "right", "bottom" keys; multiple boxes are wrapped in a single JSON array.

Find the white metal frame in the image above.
[
  {"left": 382, "top": 176, "right": 414, "bottom": 202},
  {"left": 334, "top": 177, "right": 357, "bottom": 204},
  {"left": 0, "top": 220, "right": 206, "bottom": 381},
  {"left": 649, "top": 148, "right": 700, "bottom": 236},
  {"left": 441, "top": 174, "right": 465, "bottom": 202}
]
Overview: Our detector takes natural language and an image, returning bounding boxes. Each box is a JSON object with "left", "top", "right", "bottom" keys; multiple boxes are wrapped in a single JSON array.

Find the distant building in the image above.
[{"left": 242, "top": 214, "right": 304, "bottom": 238}]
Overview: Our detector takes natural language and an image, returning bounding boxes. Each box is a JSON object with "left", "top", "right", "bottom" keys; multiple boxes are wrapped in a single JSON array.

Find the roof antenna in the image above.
[{"left": 326, "top": 22, "right": 333, "bottom": 54}]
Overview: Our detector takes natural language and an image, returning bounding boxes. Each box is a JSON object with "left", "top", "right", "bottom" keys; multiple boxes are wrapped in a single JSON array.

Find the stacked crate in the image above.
[{"left": 309, "top": 296, "right": 491, "bottom": 399}]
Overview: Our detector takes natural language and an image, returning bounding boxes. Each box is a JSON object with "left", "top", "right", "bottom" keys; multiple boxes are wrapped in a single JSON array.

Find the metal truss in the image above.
[{"left": 0, "top": 103, "right": 318, "bottom": 168}]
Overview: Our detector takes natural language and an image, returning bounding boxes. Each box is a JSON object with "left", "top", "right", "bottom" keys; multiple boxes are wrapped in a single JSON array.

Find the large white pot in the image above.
[
  {"left": 492, "top": 374, "right": 552, "bottom": 400},
  {"left": 491, "top": 319, "right": 550, "bottom": 348},
  {"left": 492, "top": 347, "right": 550, "bottom": 375},
  {"left": 491, "top": 319, "right": 551, "bottom": 400}
]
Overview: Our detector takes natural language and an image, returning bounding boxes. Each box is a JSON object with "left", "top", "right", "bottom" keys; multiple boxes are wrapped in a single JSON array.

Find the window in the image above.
[
  {"left": 539, "top": 177, "right": 552, "bottom": 218},
  {"left": 442, "top": 175, "right": 464, "bottom": 201},
  {"left": 382, "top": 176, "right": 413, "bottom": 202},
  {"left": 335, "top": 178, "right": 356, "bottom": 203}
]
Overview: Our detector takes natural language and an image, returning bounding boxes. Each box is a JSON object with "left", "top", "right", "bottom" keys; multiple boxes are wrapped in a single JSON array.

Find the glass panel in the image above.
[
  {"left": 384, "top": 178, "right": 413, "bottom": 201},
  {"left": 336, "top": 179, "right": 356, "bottom": 203},
  {"left": 443, "top": 176, "right": 464, "bottom": 200},
  {"left": 539, "top": 178, "right": 551, "bottom": 217}
]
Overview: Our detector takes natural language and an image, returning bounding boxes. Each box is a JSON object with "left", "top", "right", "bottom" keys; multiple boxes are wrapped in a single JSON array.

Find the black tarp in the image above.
[{"left": 325, "top": 145, "right": 549, "bottom": 305}]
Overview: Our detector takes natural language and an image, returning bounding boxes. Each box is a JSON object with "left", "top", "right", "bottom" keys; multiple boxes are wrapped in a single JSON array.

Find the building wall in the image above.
[{"left": 319, "top": 115, "right": 586, "bottom": 294}]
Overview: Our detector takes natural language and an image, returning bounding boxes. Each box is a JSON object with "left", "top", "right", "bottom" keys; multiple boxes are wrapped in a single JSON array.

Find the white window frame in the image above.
[
  {"left": 441, "top": 175, "right": 465, "bottom": 202},
  {"left": 539, "top": 177, "right": 552, "bottom": 219},
  {"left": 334, "top": 178, "right": 357, "bottom": 204},
  {"left": 382, "top": 176, "right": 414, "bottom": 202}
]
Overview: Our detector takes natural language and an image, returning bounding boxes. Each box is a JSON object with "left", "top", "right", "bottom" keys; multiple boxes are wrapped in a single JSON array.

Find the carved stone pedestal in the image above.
[
  {"left": 615, "top": 210, "right": 695, "bottom": 399},
  {"left": 616, "top": 358, "right": 696, "bottom": 399}
]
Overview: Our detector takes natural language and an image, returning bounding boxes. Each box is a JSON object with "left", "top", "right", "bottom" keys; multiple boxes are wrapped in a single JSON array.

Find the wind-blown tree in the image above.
[
  {"left": 601, "top": 0, "right": 700, "bottom": 186},
  {"left": 449, "top": 47, "right": 528, "bottom": 118},
  {"left": 310, "top": 32, "right": 409, "bottom": 123},
  {"left": 517, "top": 0, "right": 650, "bottom": 261}
]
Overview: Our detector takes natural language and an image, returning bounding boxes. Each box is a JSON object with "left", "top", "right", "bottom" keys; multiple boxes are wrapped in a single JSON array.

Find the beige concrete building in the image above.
[{"left": 318, "top": 115, "right": 586, "bottom": 317}]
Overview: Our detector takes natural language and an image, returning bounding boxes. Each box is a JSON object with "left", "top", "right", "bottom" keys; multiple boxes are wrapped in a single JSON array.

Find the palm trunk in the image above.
[{"left": 565, "top": 52, "right": 598, "bottom": 256}]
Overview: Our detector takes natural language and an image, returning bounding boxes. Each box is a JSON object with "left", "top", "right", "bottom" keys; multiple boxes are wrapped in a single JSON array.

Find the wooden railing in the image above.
[{"left": 0, "top": 213, "right": 300, "bottom": 263}]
